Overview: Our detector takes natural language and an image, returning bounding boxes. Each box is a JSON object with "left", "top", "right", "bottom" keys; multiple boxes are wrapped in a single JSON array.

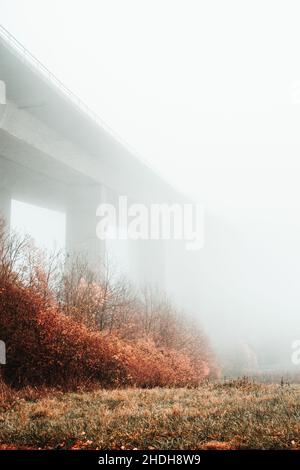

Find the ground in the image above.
[{"left": 0, "top": 380, "right": 299, "bottom": 450}]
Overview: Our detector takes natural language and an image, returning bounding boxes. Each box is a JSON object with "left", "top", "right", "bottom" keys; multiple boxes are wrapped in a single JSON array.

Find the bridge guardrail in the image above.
[
  {"left": 0, "top": 24, "right": 135, "bottom": 152},
  {"left": 0, "top": 24, "right": 181, "bottom": 195}
]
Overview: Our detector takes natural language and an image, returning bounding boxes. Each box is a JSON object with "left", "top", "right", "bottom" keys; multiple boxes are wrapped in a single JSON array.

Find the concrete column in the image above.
[
  {"left": 66, "top": 184, "right": 105, "bottom": 270},
  {"left": 0, "top": 186, "right": 11, "bottom": 229},
  {"left": 137, "top": 239, "right": 166, "bottom": 289},
  {"left": 0, "top": 81, "right": 7, "bottom": 125},
  {"left": 0, "top": 82, "right": 10, "bottom": 229}
]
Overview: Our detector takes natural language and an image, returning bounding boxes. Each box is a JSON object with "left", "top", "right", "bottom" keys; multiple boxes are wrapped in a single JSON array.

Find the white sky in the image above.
[{"left": 2, "top": 0, "right": 300, "bottom": 208}]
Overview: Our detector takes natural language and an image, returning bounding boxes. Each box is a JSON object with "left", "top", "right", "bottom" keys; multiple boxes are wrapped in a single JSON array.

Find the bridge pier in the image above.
[
  {"left": 66, "top": 185, "right": 105, "bottom": 269},
  {"left": 137, "top": 239, "right": 166, "bottom": 289},
  {"left": 0, "top": 186, "right": 11, "bottom": 229}
]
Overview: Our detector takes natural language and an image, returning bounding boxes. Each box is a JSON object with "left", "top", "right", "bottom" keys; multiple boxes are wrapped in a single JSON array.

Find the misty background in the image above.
[{"left": 2, "top": 0, "right": 300, "bottom": 373}]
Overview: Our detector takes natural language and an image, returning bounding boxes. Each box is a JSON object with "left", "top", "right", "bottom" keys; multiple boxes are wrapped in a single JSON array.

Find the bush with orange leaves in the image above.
[
  {"left": 0, "top": 217, "right": 218, "bottom": 389},
  {"left": 0, "top": 279, "right": 210, "bottom": 388}
]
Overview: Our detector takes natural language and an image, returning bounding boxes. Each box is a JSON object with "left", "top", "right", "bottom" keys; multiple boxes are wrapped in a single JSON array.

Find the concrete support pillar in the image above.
[
  {"left": 66, "top": 184, "right": 105, "bottom": 270},
  {"left": 0, "top": 82, "right": 10, "bottom": 229},
  {"left": 0, "top": 81, "right": 7, "bottom": 124},
  {"left": 137, "top": 239, "right": 166, "bottom": 289},
  {"left": 0, "top": 186, "right": 11, "bottom": 229}
]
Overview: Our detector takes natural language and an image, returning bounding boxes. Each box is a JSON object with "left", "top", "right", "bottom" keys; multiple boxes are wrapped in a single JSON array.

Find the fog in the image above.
[{"left": 2, "top": 0, "right": 300, "bottom": 372}]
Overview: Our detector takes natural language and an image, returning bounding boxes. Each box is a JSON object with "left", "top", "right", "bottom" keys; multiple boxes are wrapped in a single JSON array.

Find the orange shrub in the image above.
[
  {"left": 0, "top": 216, "right": 218, "bottom": 389},
  {"left": 0, "top": 281, "right": 208, "bottom": 389},
  {"left": 0, "top": 281, "right": 123, "bottom": 387}
]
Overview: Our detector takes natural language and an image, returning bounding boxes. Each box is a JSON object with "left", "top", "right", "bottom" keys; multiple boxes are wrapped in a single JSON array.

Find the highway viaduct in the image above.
[{"left": 0, "top": 25, "right": 191, "bottom": 291}]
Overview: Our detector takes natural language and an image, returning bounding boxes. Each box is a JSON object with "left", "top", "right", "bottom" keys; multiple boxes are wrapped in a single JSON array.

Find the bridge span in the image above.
[{"left": 0, "top": 25, "right": 192, "bottom": 291}]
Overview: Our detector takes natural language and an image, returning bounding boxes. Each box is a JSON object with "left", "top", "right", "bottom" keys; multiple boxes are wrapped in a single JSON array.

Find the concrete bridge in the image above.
[{"left": 0, "top": 25, "right": 189, "bottom": 289}]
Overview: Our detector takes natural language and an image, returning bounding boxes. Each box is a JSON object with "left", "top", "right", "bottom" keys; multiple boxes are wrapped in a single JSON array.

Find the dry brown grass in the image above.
[{"left": 0, "top": 380, "right": 299, "bottom": 450}]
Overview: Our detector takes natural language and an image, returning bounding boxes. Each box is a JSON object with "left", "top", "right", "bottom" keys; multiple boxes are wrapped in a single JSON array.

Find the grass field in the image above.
[{"left": 0, "top": 379, "right": 299, "bottom": 450}]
